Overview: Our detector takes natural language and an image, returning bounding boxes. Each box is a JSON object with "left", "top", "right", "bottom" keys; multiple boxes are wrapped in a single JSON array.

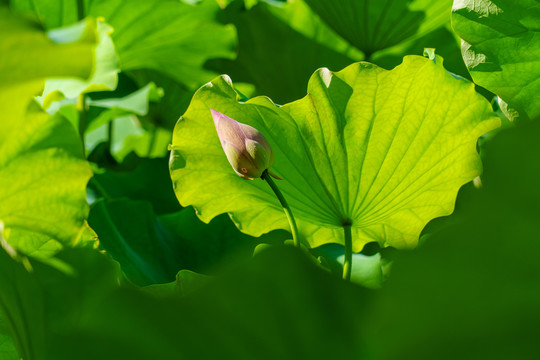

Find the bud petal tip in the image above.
[{"left": 210, "top": 109, "right": 275, "bottom": 180}]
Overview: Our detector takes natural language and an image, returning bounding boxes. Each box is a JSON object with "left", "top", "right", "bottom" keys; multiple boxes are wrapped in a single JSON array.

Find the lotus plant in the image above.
[{"left": 211, "top": 109, "right": 299, "bottom": 247}]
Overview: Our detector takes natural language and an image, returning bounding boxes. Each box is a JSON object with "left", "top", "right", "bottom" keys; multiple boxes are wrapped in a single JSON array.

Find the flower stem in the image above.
[
  {"left": 77, "top": 93, "right": 87, "bottom": 153},
  {"left": 261, "top": 170, "right": 299, "bottom": 247},
  {"left": 106, "top": 120, "right": 113, "bottom": 154},
  {"left": 342, "top": 222, "right": 352, "bottom": 281}
]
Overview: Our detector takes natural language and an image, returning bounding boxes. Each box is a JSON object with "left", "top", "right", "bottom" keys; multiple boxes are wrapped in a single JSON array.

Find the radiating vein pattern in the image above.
[{"left": 170, "top": 55, "right": 499, "bottom": 252}]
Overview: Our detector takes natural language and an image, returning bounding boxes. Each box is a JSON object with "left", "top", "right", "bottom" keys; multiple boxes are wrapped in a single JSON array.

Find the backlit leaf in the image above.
[
  {"left": 452, "top": 0, "right": 540, "bottom": 121},
  {"left": 0, "top": 8, "right": 94, "bottom": 254},
  {"left": 170, "top": 55, "right": 499, "bottom": 252},
  {"left": 39, "top": 18, "right": 120, "bottom": 101},
  {"left": 11, "top": 0, "right": 237, "bottom": 88}
]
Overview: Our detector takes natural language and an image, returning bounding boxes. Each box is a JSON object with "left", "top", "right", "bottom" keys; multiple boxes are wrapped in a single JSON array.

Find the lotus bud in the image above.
[{"left": 211, "top": 109, "right": 275, "bottom": 180}]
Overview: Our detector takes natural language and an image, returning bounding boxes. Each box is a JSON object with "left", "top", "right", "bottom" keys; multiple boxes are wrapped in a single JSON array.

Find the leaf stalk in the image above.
[
  {"left": 342, "top": 222, "right": 352, "bottom": 281},
  {"left": 261, "top": 170, "right": 300, "bottom": 247},
  {"left": 77, "top": 93, "right": 87, "bottom": 153}
]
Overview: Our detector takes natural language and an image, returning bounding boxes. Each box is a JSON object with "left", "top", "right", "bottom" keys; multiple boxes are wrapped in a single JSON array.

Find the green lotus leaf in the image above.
[
  {"left": 0, "top": 105, "right": 93, "bottom": 255},
  {"left": 0, "top": 7, "right": 94, "bottom": 113},
  {"left": 38, "top": 18, "right": 120, "bottom": 103},
  {"left": 170, "top": 55, "right": 499, "bottom": 252},
  {"left": 88, "top": 157, "right": 181, "bottom": 215},
  {"left": 303, "top": 0, "right": 453, "bottom": 56},
  {"left": 373, "top": 26, "right": 470, "bottom": 80},
  {"left": 363, "top": 120, "right": 540, "bottom": 359},
  {"left": 11, "top": 0, "right": 237, "bottom": 88},
  {"left": 87, "top": 0, "right": 236, "bottom": 88},
  {"left": 0, "top": 313, "right": 18, "bottom": 360},
  {"left": 217, "top": 0, "right": 355, "bottom": 104},
  {"left": 0, "top": 8, "right": 94, "bottom": 254},
  {"left": 85, "top": 82, "right": 164, "bottom": 133},
  {"left": 143, "top": 269, "right": 211, "bottom": 298},
  {"left": 89, "top": 82, "right": 163, "bottom": 116},
  {"left": 0, "top": 246, "right": 120, "bottom": 360},
  {"left": 452, "top": 0, "right": 540, "bottom": 121},
  {"left": 127, "top": 69, "right": 193, "bottom": 130},
  {"left": 88, "top": 197, "right": 286, "bottom": 286},
  {"left": 265, "top": 0, "right": 363, "bottom": 60},
  {"left": 9, "top": 0, "right": 79, "bottom": 29},
  {"left": 48, "top": 246, "right": 368, "bottom": 360},
  {"left": 88, "top": 199, "right": 184, "bottom": 286}
]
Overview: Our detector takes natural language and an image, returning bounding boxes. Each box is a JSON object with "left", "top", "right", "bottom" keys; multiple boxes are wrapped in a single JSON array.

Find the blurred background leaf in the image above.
[
  {"left": 0, "top": 247, "right": 120, "bottom": 360},
  {"left": 11, "top": 0, "right": 238, "bottom": 169},
  {"left": 85, "top": 82, "right": 163, "bottom": 133},
  {"left": 0, "top": 8, "right": 95, "bottom": 255},
  {"left": 86, "top": 0, "right": 237, "bottom": 87},
  {"left": 125, "top": 69, "right": 192, "bottom": 130},
  {"left": 0, "top": 314, "right": 18, "bottom": 360},
  {"left": 11, "top": 0, "right": 237, "bottom": 87},
  {"left": 38, "top": 18, "right": 120, "bottom": 101},
  {"left": 303, "top": 0, "right": 452, "bottom": 57},
  {"left": 46, "top": 246, "right": 369, "bottom": 360},
  {"left": 88, "top": 157, "right": 179, "bottom": 214},
  {"left": 88, "top": 197, "right": 288, "bottom": 286},
  {"left": 211, "top": 0, "right": 356, "bottom": 104},
  {"left": 88, "top": 199, "right": 184, "bottom": 285},
  {"left": 363, "top": 119, "right": 540, "bottom": 359}
]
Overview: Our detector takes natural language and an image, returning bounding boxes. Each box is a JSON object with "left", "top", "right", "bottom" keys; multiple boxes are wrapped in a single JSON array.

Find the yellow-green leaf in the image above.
[{"left": 170, "top": 55, "right": 499, "bottom": 252}]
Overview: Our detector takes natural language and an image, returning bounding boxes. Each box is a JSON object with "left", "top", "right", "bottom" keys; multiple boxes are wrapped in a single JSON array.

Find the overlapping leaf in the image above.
[
  {"left": 452, "top": 0, "right": 540, "bottom": 121},
  {"left": 214, "top": 0, "right": 469, "bottom": 106},
  {"left": 364, "top": 120, "right": 540, "bottom": 359},
  {"left": 11, "top": 0, "right": 237, "bottom": 88},
  {"left": 303, "top": 0, "right": 453, "bottom": 56},
  {"left": 127, "top": 69, "right": 193, "bottom": 129},
  {"left": 0, "top": 8, "right": 94, "bottom": 253},
  {"left": 39, "top": 18, "right": 120, "bottom": 102},
  {"left": 88, "top": 0, "right": 237, "bottom": 87},
  {"left": 88, "top": 197, "right": 287, "bottom": 286},
  {"left": 0, "top": 313, "right": 17, "bottom": 360},
  {"left": 0, "top": 247, "right": 120, "bottom": 360},
  {"left": 85, "top": 82, "right": 163, "bottom": 133},
  {"left": 88, "top": 157, "right": 180, "bottom": 214},
  {"left": 170, "top": 55, "right": 499, "bottom": 252},
  {"left": 0, "top": 8, "right": 93, "bottom": 87},
  {"left": 217, "top": 0, "right": 355, "bottom": 104},
  {"left": 48, "top": 247, "right": 368, "bottom": 360}
]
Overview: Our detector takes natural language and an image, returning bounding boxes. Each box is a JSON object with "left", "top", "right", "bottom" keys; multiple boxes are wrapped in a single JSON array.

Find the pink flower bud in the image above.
[{"left": 211, "top": 109, "right": 275, "bottom": 180}]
